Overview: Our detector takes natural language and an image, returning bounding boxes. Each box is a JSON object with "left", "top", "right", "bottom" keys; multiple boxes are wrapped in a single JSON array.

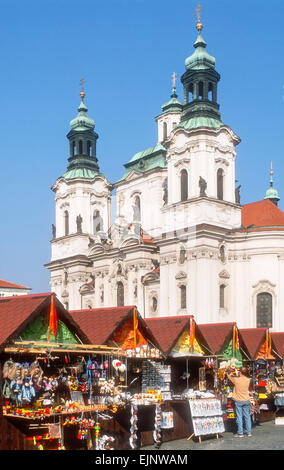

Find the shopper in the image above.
[{"left": 228, "top": 367, "right": 252, "bottom": 437}]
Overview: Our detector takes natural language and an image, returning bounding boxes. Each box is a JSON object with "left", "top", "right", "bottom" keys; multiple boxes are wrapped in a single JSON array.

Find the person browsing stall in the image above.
[{"left": 228, "top": 367, "right": 252, "bottom": 438}]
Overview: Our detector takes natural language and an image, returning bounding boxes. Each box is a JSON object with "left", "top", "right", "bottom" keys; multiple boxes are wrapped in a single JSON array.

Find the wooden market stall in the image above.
[
  {"left": 239, "top": 328, "right": 277, "bottom": 423},
  {"left": 144, "top": 315, "right": 220, "bottom": 444},
  {"left": 0, "top": 293, "right": 126, "bottom": 451},
  {"left": 69, "top": 305, "right": 165, "bottom": 449},
  {"left": 197, "top": 322, "right": 244, "bottom": 430}
]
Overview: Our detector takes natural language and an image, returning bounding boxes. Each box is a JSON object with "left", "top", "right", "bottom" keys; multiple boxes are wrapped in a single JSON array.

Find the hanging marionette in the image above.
[
  {"left": 21, "top": 369, "right": 36, "bottom": 405},
  {"left": 30, "top": 360, "right": 43, "bottom": 396},
  {"left": 10, "top": 363, "right": 24, "bottom": 405},
  {"left": 2, "top": 359, "right": 15, "bottom": 400}
]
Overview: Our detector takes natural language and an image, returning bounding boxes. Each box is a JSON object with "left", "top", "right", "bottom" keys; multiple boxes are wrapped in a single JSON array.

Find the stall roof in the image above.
[
  {"left": 271, "top": 332, "right": 284, "bottom": 359},
  {"left": 145, "top": 315, "right": 195, "bottom": 355},
  {"left": 69, "top": 306, "right": 159, "bottom": 349},
  {"left": 238, "top": 328, "right": 268, "bottom": 360},
  {"left": 198, "top": 323, "right": 235, "bottom": 355},
  {"left": 0, "top": 293, "right": 89, "bottom": 347}
]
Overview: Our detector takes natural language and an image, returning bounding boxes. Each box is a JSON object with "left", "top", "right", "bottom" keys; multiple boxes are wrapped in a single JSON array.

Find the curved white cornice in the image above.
[{"left": 166, "top": 123, "right": 241, "bottom": 147}]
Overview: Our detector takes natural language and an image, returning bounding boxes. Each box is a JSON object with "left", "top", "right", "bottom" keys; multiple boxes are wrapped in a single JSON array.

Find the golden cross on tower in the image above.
[
  {"left": 171, "top": 72, "right": 177, "bottom": 89},
  {"left": 195, "top": 3, "right": 203, "bottom": 31},
  {"left": 80, "top": 76, "right": 85, "bottom": 99}
]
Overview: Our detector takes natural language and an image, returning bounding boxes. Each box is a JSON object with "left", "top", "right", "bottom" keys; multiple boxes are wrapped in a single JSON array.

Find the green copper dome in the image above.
[
  {"left": 162, "top": 87, "right": 183, "bottom": 113},
  {"left": 70, "top": 98, "right": 95, "bottom": 131},
  {"left": 265, "top": 186, "right": 280, "bottom": 201},
  {"left": 185, "top": 31, "right": 216, "bottom": 71},
  {"left": 264, "top": 163, "right": 280, "bottom": 205}
]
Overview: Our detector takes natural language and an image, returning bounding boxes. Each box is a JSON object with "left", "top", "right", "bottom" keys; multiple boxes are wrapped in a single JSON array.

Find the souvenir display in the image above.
[
  {"left": 153, "top": 403, "right": 162, "bottom": 448},
  {"left": 129, "top": 404, "right": 138, "bottom": 449},
  {"left": 141, "top": 361, "right": 171, "bottom": 398}
]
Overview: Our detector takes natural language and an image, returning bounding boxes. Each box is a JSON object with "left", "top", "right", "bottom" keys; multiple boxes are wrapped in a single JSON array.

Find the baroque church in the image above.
[{"left": 45, "top": 16, "right": 284, "bottom": 332}]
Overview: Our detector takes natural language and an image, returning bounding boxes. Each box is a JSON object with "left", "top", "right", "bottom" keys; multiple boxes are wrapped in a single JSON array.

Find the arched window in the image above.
[
  {"left": 79, "top": 140, "right": 83, "bottom": 154},
  {"left": 180, "top": 285, "right": 187, "bottom": 309},
  {"left": 72, "top": 141, "right": 76, "bottom": 156},
  {"left": 219, "top": 284, "right": 226, "bottom": 309},
  {"left": 179, "top": 247, "right": 186, "bottom": 264},
  {"left": 257, "top": 292, "right": 272, "bottom": 328},
  {"left": 189, "top": 83, "right": 194, "bottom": 101},
  {"left": 133, "top": 195, "right": 141, "bottom": 222},
  {"left": 220, "top": 245, "right": 226, "bottom": 263},
  {"left": 163, "top": 122, "right": 167, "bottom": 140},
  {"left": 64, "top": 210, "right": 69, "bottom": 236},
  {"left": 117, "top": 282, "right": 124, "bottom": 307},
  {"left": 93, "top": 210, "right": 103, "bottom": 234},
  {"left": 217, "top": 168, "right": 224, "bottom": 200},
  {"left": 180, "top": 169, "right": 188, "bottom": 201},
  {"left": 198, "top": 81, "right": 204, "bottom": 100},
  {"left": 208, "top": 82, "right": 213, "bottom": 101},
  {"left": 87, "top": 141, "right": 92, "bottom": 156},
  {"left": 151, "top": 297, "right": 158, "bottom": 313}
]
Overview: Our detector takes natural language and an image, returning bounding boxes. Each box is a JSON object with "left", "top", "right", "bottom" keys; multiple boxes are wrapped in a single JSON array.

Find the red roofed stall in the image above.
[{"left": 0, "top": 294, "right": 128, "bottom": 450}]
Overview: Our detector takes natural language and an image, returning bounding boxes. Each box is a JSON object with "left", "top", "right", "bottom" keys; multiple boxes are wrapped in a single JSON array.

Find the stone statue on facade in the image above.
[
  {"left": 76, "top": 214, "right": 83, "bottom": 233},
  {"left": 235, "top": 185, "right": 241, "bottom": 204},
  {"left": 199, "top": 176, "right": 207, "bottom": 197}
]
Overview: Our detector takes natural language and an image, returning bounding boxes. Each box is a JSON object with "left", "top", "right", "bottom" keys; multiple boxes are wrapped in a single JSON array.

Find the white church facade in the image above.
[{"left": 45, "top": 19, "right": 284, "bottom": 331}]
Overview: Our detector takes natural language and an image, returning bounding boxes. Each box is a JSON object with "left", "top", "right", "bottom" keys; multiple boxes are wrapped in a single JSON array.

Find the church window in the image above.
[
  {"left": 117, "top": 281, "right": 124, "bottom": 307},
  {"left": 219, "top": 284, "right": 226, "bottom": 309},
  {"left": 208, "top": 82, "right": 213, "bottom": 101},
  {"left": 79, "top": 140, "right": 83, "bottom": 154},
  {"left": 198, "top": 81, "right": 204, "bottom": 100},
  {"left": 163, "top": 122, "right": 167, "bottom": 140},
  {"left": 72, "top": 141, "right": 76, "bottom": 156},
  {"left": 179, "top": 247, "right": 186, "bottom": 264},
  {"left": 93, "top": 210, "right": 103, "bottom": 234},
  {"left": 217, "top": 168, "right": 224, "bottom": 200},
  {"left": 180, "top": 169, "right": 188, "bottom": 201},
  {"left": 87, "top": 141, "right": 92, "bottom": 156},
  {"left": 219, "top": 245, "right": 226, "bottom": 263},
  {"left": 133, "top": 195, "right": 141, "bottom": 222},
  {"left": 180, "top": 285, "right": 187, "bottom": 309},
  {"left": 189, "top": 83, "right": 194, "bottom": 101},
  {"left": 257, "top": 292, "right": 272, "bottom": 328},
  {"left": 152, "top": 297, "right": 158, "bottom": 312},
  {"left": 64, "top": 210, "right": 69, "bottom": 236}
]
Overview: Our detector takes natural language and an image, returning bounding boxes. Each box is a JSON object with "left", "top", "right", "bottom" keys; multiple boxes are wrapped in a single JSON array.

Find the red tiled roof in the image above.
[
  {"left": 0, "top": 293, "right": 89, "bottom": 347},
  {"left": 198, "top": 323, "right": 235, "bottom": 355},
  {"left": 271, "top": 332, "right": 284, "bottom": 358},
  {"left": 141, "top": 228, "right": 154, "bottom": 244},
  {"left": 241, "top": 200, "right": 284, "bottom": 230},
  {"left": 238, "top": 328, "right": 267, "bottom": 360},
  {"left": 0, "top": 293, "right": 52, "bottom": 346},
  {"left": 145, "top": 316, "right": 194, "bottom": 354},
  {"left": 0, "top": 278, "right": 30, "bottom": 290},
  {"left": 69, "top": 306, "right": 137, "bottom": 345}
]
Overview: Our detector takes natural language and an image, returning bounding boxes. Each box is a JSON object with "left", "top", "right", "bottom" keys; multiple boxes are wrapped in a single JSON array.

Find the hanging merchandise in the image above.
[
  {"left": 153, "top": 403, "right": 162, "bottom": 448},
  {"left": 129, "top": 404, "right": 138, "bottom": 450}
]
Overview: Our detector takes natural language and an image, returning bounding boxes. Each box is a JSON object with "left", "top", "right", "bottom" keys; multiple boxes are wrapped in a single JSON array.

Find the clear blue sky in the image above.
[{"left": 0, "top": 0, "right": 283, "bottom": 293}]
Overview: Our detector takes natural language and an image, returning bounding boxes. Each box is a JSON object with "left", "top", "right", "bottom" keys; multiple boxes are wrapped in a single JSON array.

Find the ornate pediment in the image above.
[
  {"left": 175, "top": 271, "right": 187, "bottom": 280},
  {"left": 219, "top": 270, "right": 230, "bottom": 279}
]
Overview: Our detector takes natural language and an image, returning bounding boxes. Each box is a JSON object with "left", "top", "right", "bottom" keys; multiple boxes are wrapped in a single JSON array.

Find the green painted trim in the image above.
[{"left": 17, "top": 315, "right": 78, "bottom": 344}]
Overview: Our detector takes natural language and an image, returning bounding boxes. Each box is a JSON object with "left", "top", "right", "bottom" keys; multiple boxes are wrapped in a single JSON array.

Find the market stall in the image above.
[
  {"left": 144, "top": 315, "right": 224, "bottom": 444},
  {"left": 0, "top": 293, "right": 129, "bottom": 450},
  {"left": 270, "top": 332, "right": 284, "bottom": 424},
  {"left": 198, "top": 322, "right": 244, "bottom": 431},
  {"left": 238, "top": 328, "right": 278, "bottom": 423},
  {"left": 69, "top": 305, "right": 165, "bottom": 449}
]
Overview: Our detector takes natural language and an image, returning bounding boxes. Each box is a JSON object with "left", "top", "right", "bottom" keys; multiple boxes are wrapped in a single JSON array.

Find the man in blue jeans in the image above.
[{"left": 228, "top": 367, "right": 252, "bottom": 437}]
